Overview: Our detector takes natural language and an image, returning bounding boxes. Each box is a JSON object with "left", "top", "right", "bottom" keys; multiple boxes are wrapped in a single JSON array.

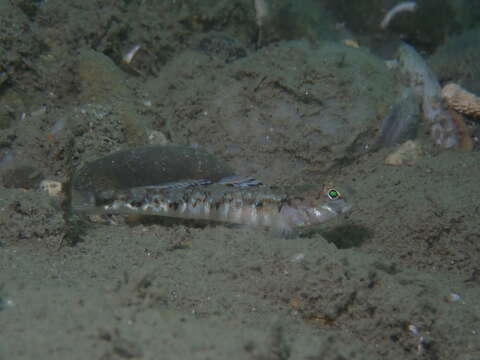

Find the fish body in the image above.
[
  {"left": 70, "top": 146, "right": 351, "bottom": 233},
  {"left": 76, "top": 180, "right": 351, "bottom": 233}
]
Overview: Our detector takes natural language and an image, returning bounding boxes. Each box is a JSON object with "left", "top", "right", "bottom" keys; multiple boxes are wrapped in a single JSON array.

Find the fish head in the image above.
[
  {"left": 283, "top": 184, "right": 352, "bottom": 228},
  {"left": 306, "top": 186, "right": 352, "bottom": 224}
]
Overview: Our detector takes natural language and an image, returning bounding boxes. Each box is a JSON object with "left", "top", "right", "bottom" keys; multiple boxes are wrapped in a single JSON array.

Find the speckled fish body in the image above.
[
  {"left": 70, "top": 145, "right": 351, "bottom": 232},
  {"left": 76, "top": 181, "right": 351, "bottom": 233}
]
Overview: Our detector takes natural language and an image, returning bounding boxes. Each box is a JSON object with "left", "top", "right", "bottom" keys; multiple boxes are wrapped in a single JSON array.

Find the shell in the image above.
[
  {"left": 343, "top": 39, "right": 360, "bottom": 48},
  {"left": 39, "top": 180, "right": 63, "bottom": 197},
  {"left": 441, "top": 83, "right": 480, "bottom": 119},
  {"left": 385, "top": 140, "right": 423, "bottom": 166}
]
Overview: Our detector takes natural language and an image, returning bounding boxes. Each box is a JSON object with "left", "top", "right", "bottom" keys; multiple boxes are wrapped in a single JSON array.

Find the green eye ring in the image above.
[{"left": 327, "top": 189, "right": 340, "bottom": 200}]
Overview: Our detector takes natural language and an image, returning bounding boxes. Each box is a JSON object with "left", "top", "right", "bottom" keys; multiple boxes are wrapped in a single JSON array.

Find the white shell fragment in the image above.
[
  {"left": 39, "top": 180, "right": 63, "bottom": 197},
  {"left": 380, "top": 1, "right": 417, "bottom": 29},
  {"left": 408, "top": 324, "right": 419, "bottom": 336},
  {"left": 384, "top": 140, "right": 423, "bottom": 166},
  {"left": 122, "top": 44, "right": 141, "bottom": 65},
  {"left": 291, "top": 253, "right": 305, "bottom": 262}
]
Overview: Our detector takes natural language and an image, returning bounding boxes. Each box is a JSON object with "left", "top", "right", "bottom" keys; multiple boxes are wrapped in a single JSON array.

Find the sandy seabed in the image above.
[{"left": 1, "top": 0, "right": 480, "bottom": 359}]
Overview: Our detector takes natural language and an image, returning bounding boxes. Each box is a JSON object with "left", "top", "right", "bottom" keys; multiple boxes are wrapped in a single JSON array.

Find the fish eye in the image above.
[{"left": 327, "top": 188, "right": 340, "bottom": 200}]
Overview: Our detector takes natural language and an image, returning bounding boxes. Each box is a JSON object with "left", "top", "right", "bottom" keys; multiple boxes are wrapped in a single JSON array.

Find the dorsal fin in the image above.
[
  {"left": 134, "top": 176, "right": 261, "bottom": 191},
  {"left": 216, "top": 175, "right": 262, "bottom": 187},
  {"left": 144, "top": 179, "right": 212, "bottom": 190}
]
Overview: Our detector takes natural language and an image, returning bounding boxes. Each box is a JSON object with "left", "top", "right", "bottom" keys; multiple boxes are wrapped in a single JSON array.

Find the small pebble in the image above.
[
  {"left": 408, "top": 324, "right": 419, "bottom": 336},
  {"left": 39, "top": 179, "right": 63, "bottom": 197},
  {"left": 446, "top": 293, "right": 461, "bottom": 302},
  {"left": 0, "top": 297, "right": 14, "bottom": 311},
  {"left": 291, "top": 253, "right": 305, "bottom": 262},
  {"left": 147, "top": 130, "right": 168, "bottom": 145}
]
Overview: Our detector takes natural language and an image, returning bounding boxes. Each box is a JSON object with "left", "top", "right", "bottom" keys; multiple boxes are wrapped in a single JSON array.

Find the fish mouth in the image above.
[
  {"left": 302, "top": 199, "right": 351, "bottom": 227},
  {"left": 320, "top": 199, "right": 352, "bottom": 216}
]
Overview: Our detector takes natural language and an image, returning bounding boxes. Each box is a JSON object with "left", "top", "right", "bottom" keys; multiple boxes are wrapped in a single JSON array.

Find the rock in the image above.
[{"left": 154, "top": 41, "right": 397, "bottom": 183}]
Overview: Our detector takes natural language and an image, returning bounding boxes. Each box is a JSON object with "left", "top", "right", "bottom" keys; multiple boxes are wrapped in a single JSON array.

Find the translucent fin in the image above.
[{"left": 269, "top": 224, "right": 299, "bottom": 239}]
